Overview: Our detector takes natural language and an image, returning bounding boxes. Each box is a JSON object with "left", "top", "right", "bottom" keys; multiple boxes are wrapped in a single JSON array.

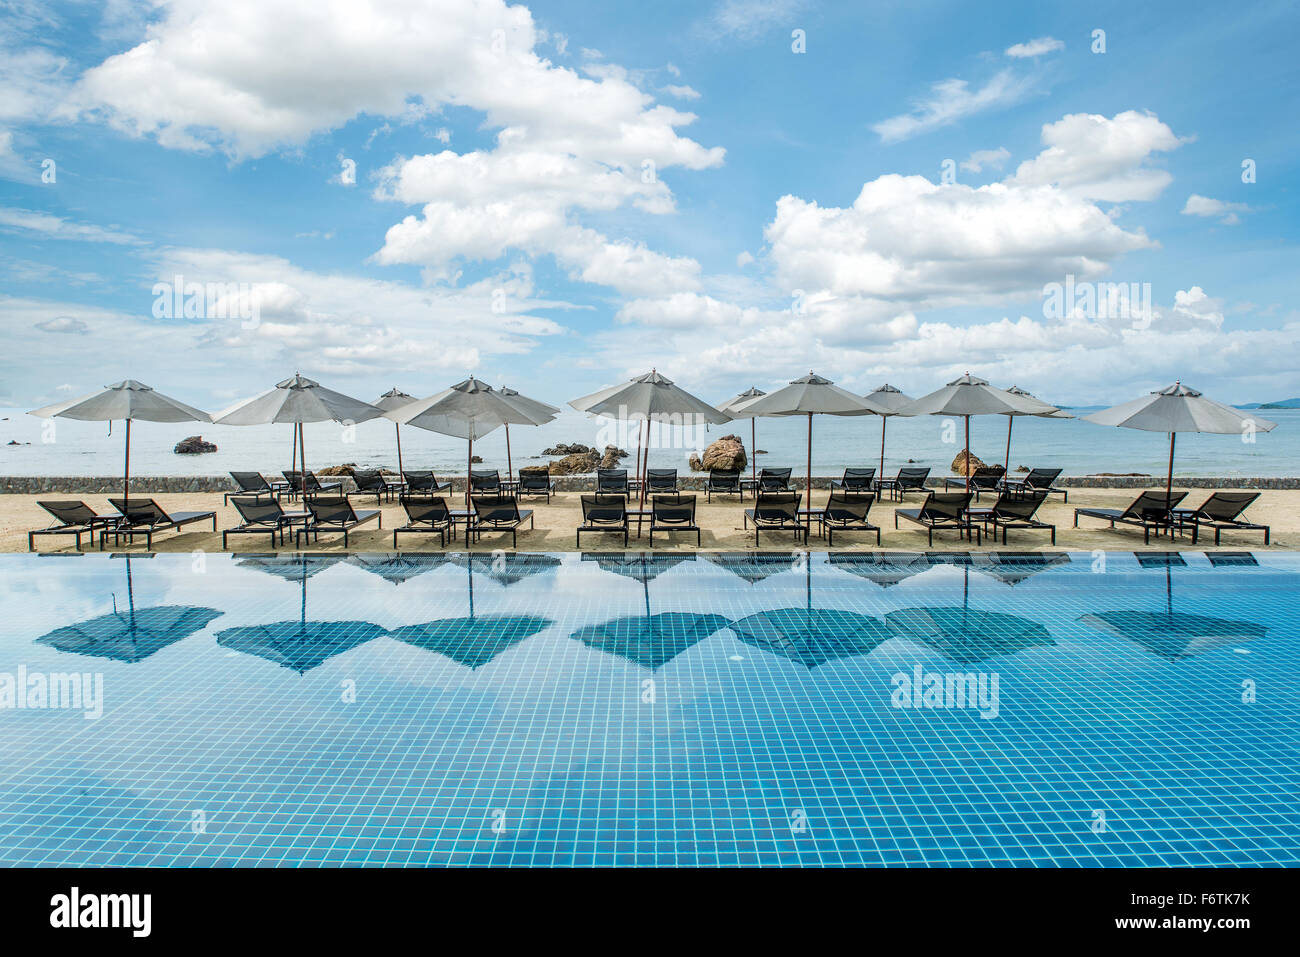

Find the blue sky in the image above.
[{"left": 2, "top": 0, "right": 1297, "bottom": 413}]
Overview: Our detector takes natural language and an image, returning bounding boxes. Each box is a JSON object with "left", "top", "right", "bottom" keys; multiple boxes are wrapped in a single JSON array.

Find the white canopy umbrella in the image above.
[
  {"left": 862, "top": 383, "right": 914, "bottom": 488},
  {"left": 1001, "top": 385, "right": 1072, "bottom": 476},
  {"left": 214, "top": 374, "right": 384, "bottom": 499},
  {"left": 899, "top": 373, "right": 1059, "bottom": 492},
  {"left": 389, "top": 377, "right": 555, "bottom": 506},
  {"left": 496, "top": 386, "right": 561, "bottom": 481},
  {"left": 571, "top": 370, "right": 731, "bottom": 510},
  {"left": 371, "top": 388, "right": 418, "bottom": 477},
  {"left": 732, "top": 372, "right": 882, "bottom": 527},
  {"left": 1083, "top": 382, "right": 1276, "bottom": 507},
  {"left": 30, "top": 380, "right": 210, "bottom": 507},
  {"left": 718, "top": 386, "right": 767, "bottom": 485}
]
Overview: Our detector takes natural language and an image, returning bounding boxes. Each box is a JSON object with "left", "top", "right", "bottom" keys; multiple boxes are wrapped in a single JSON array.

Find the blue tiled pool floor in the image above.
[{"left": 1, "top": 551, "right": 1296, "bottom": 866}]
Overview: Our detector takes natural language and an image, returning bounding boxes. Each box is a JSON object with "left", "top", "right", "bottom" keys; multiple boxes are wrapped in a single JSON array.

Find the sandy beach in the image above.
[{"left": 3, "top": 485, "right": 1289, "bottom": 553}]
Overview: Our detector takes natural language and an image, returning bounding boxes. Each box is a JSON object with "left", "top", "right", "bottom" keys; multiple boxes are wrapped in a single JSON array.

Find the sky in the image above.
[{"left": 1, "top": 0, "right": 1298, "bottom": 413}]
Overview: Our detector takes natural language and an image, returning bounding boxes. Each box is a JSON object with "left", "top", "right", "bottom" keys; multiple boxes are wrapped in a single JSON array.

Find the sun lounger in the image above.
[
  {"left": 1172, "top": 491, "right": 1269, "bottom": 545},
  {"left": 705, "top": 469, "right": 742, "bottom": 502},
  {"left": 104, "top": 498, "right": 218, "bottom": 549},
  {"left": 649, "top": 494, "right": 700, "bottom": 546},
  {"left": 295, "top": 496, "right": 380, "bottom": 548},
  {"left": 831, "top": 467, "right": 876, "bottom": 493},
  {"left": 894, "top": 491, "right": 980, "bottom": 545},
  {"left": 978, "top": 490, "right": 1055, "bottom": 545},
  {"left": 347, "top": 468, "right": 402, "bottom": 504},
  {"left": 1002, "top": 467, "right": 1068, "bottom": 502},
  {"left": 517, "top": 467, "right": 556, "bottom": 502},
  {"left": 225, "top": 471, "right": 290, "bottom": 505},
  {"left": 743, "top": 491, "right": 807, "bottom": 546},
  {"left": 28, "top": 500, "right": 120, "bottom": 551},
  {"left": 596, "top": 468, "right": 630, "bottom": 495},
  {"left": 819, "top": 491, "right": 881, "bottom": 546},
  {"left": 756, "top": 467, "right": 793, "bottom": 495},
  {"left": 577, "top": 493, "right": 628, "bottom": 547},
  {"left": 877, "top": 466, "right": 930, "bottom": 501},
  {"left": 393, "top": 496, "right": 454, "bottom": 548},
  {"left": 223, "top": 497, "right": 311, "bottom": 549},
  {"left": 1073, "top": 490, "right": 1187, "bottom": 544},
  {"left": 470, "top": 494, "right": 533, "bottom": 548},
  {"left": 282, "top": 470, "right": 343, "bottom": 501},
  {"left": 943, "top": 465, "right": 1005, "bottom": 500},
  {"left": 645, "top": 468, "right": 678, "bottom": 493},
  {"left": 402, "top": 470, "right": 452, "bottom": 495}
]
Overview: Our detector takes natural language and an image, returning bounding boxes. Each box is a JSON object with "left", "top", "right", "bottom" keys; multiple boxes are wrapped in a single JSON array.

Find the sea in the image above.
[{"left": 1, "top": 407, "right": 1296, "bottom": 479}]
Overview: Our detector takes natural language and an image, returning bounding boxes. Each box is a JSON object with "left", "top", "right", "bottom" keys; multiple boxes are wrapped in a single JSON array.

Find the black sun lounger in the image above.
[
  {"left": 296, "top": 497, "right": 381, "bottom": 548},
  {"left": 29, "top": 500, "right": 120, "bottom": 551},
  {"left": 104, "top": 498, "right": 218, "bottom": 549},
  {"left": 1172, "top": 491, "right": 1269, "bottom": 545},
  {"left": 402, "top": 470, "right": 452, "bottom": 495},
  {"left": 393, "top": 496, "right": 454, "bottom": 548},
  {"left": 595, "top": 468, "right": 629, "bottom": 495},
  {"left": 649, "top": 494, "right": 700, "bottom": 546},
  {"left": 943, "top": 465, "right": 1006, "bottom": 500},
  {"left": 347, "top": 469, "right": 402, "bottom": 504},
  {"left": 894, "top": 491, "right": 980, "bottom": 545},
  {"left": 282, "top": 470, "right": 343, "bottom": 501},
  {"left": 470, "top": 494, "right": 534, "bottom": 548},
  {"left": 979, "top": 490, "right": 1055, "bottom": 545},
  {"left": 820, "top": 491, "right": 881, "bottom": 546},
  {"left": 705, "top": 469, "right": 742, "bottom": 502},
  {"left": 470, "top": 469, "right": 502, "bottom": 494},
  {"left": 223, "top": 497, "right": 311, "bottom": 549},
  {"left": 517, "top": 467, "right": 556, "bottom": 502},
  {"left": 877, "top": 466, "right": 930, "bottom": 501},
  {"left": 1073, "top": 490, "right": 1187, "bottom": 544},
  {"left": 1002, "top": 467, "right": 1068, "bottom": 502},
  {"left": 743, "top": 491, "right": 806, "bottom": 546},
  {"left": 577, "top": 493, "right": 628, "bottom": 547},
  {"left": 645, "top": 468, "right": 678, "bottom": 493},
  {"left": 225, "top": 471, "right": 290, "bottom": 505},
  {"left": 832, "top": 467, "right": 876, "bottom": 493}
]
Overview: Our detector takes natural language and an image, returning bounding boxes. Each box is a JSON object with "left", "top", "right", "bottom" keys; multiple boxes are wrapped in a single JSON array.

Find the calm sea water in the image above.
[{"left": 1, "top": 406, "right": 1295, "bottom": 478}]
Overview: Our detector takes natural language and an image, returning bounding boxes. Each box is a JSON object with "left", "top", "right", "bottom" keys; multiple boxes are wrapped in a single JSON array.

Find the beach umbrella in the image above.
[
  {"left": 1080, "top": 552, "right": 1265, "bottom": 660},
  {"left": 1000, "top": 385, "right": 1072, "bottom": 476},
  {"left": 370, "top": 388, "right": 418, "bottom": 477},
  {"left": 731, "top": 372, "right": 882, "bottom": 528},
  {"left": 1082, "top": 382, "right": 1277, "bottom": 510},
  {"left": 29, "top": 380, "right": 210, "bottom": 508},
  {"left": 35, "top": 555, "right": 222, "bottom": 662},
  {"left": 389, "top": 377, "right": 553, "bottom": 507},
  {"left": 571, "top": 370, "right": 731, "bottom": 511},
  {"left": 214, "top": 374, "right": 384, "bottom": 500},
  {"left": 571, "top": 612, "right": 731, "bottom": 670},
  {"left": 387, "top": 551, "right": 554, "bottom": 668},
  {"left": 496, "top": 386, "right": 561, "bottom": 481},
  {"left": 861, "top": 384, "right": 914, "bottom": 488},
  {"left": 718, "top": 386, "right": 767, "bottom": 484},
  {"left": 218, "top": 553, "right": 384, "bottom": 673},
  {"left": 730, "top": 555, "right": 891, "bottom": 668},
  {"left": 898, "top": 373, "right": 1059, "bottom": 492}
]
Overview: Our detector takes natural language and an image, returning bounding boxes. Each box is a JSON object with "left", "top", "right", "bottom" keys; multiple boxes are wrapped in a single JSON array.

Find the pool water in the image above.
[{"left": 1, "top": 551, "right": 1296, "bottom": 867}]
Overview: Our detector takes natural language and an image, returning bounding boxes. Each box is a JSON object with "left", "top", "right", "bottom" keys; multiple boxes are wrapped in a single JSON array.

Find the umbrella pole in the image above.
[
  {"left": 123, "top": 417, "right": 131, "bottom": 507},
  {"left": 964, "top": 415, "right": 971, "bottom": 494},
  {"left": 637, "top": 419, "right": 648, "bottom": 515},
  {"left": 299, "top": 424, "right": 307, "bottom": 502},
  {"left": 395, "top": 422, "right": 404, "bottom": 478},
  {"left": 1166, "top": 432, "right": 1176, "bottom": 513},
  {"left": 467, "top": 435, "right": 473, "bottom": 511},
  {"left": 291, "top": 421, "right": 298, "bottom": 474},
  {"left": 879, "top": 417, "right": 887, "bottom": 500},
  {"left": 1004, "top": 416, "right": 1013, "bottom": 476},
  {"left": 505, "top": 423, "right": 513, "bottom": 483},
  {"left": 806, "top": 412, "right": 813, "bottom": 532},
  {"left": 751, "top": 418, "right": 757, "bottom": 484}
]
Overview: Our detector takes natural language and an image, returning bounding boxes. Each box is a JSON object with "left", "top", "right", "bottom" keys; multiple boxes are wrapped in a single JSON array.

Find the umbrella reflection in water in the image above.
[
  {"left": 387, "top": 551, "right": 555, "bottom": 670},
  {"left": 36, "top": 554, "right": 222, "bottom": 663},
  {"left": 217, "top": 554, "right": 385, "bottom": 674},
  {"left": 1080, "top": 552, "right": 1267, "bottom": 661}
]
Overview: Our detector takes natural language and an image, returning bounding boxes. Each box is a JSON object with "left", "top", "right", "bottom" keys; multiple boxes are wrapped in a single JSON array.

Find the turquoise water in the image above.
[
  {"left": 1, "top": 550, "right": 1296, "bottom": 866},
  {"left": 1, "top": 407, "right": 1295, "bottom": 479}
]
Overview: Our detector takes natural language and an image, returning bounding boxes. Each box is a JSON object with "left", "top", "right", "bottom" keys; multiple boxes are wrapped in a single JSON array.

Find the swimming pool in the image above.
[{"left": 1, "top": 550, "right": 1296, "bottom": 867}]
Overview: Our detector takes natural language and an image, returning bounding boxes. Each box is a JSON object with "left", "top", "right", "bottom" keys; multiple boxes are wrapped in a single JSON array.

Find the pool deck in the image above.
[{"left": 2, "top": 485, "right": 1291, "bottom": 552}]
